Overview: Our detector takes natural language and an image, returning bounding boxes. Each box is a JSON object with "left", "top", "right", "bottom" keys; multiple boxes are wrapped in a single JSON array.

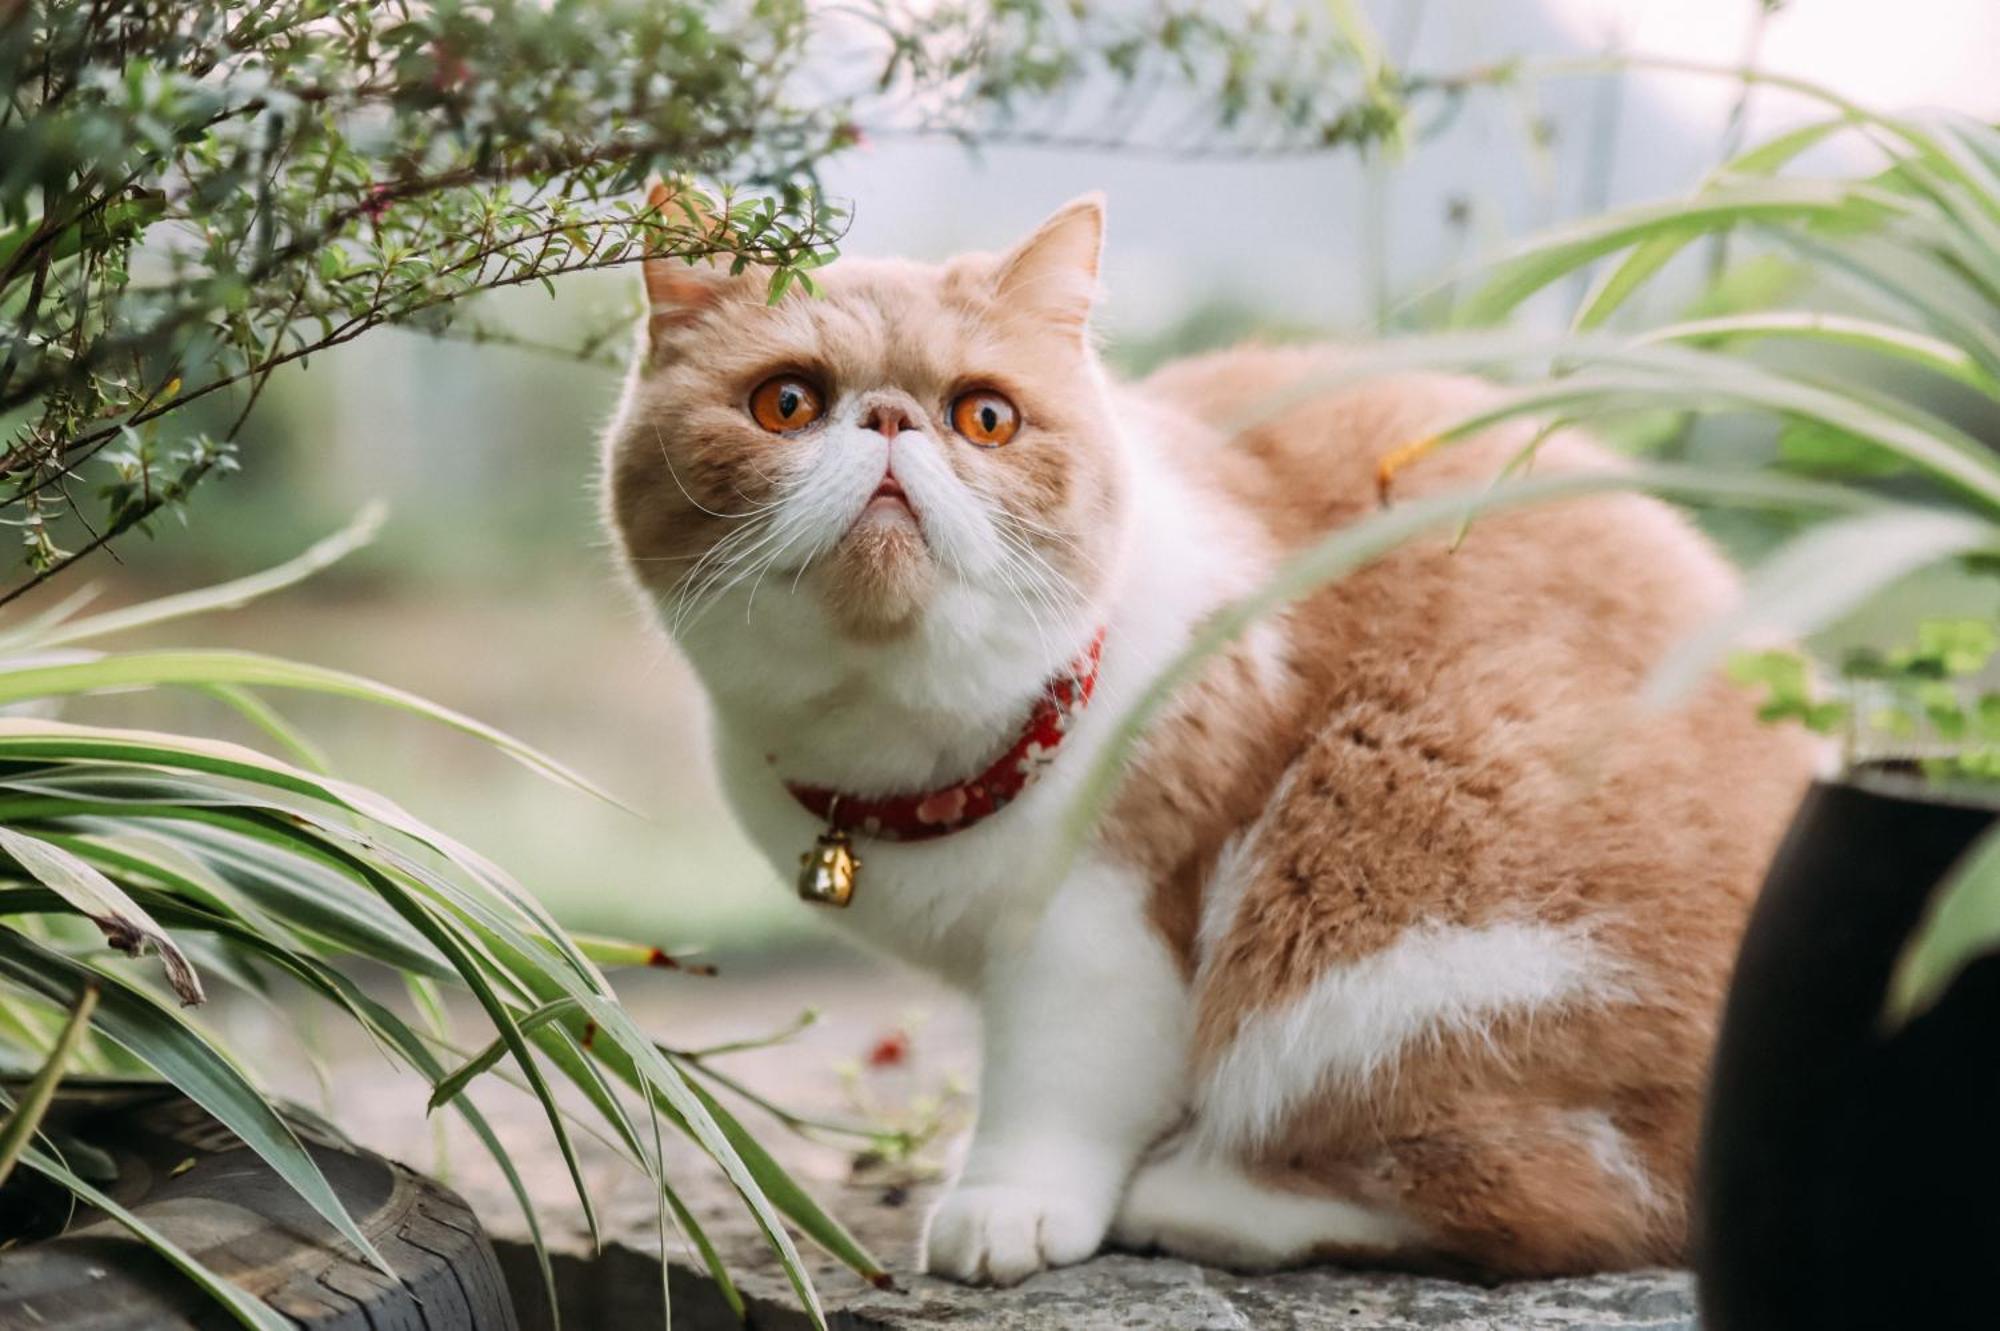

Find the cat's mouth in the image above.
[
  {"left": 823, "top": 469, "right": 935, "bottom": 638},
  {"left": 863, "top": 473, "right": 917, "bottom": 523}
]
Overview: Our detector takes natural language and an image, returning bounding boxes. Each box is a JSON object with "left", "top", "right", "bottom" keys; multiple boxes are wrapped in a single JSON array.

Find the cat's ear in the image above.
[
  {"left": 994, "top": 193, "right": 1104, "bottom": 335},
  {"left": 641, "top": 179, "right": 726, "bottom": 338}
]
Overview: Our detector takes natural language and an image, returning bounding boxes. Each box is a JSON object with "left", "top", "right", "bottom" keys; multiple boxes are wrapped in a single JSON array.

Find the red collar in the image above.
[{"left": 785, "top": 629, "right": 1106, "bottom": 842}]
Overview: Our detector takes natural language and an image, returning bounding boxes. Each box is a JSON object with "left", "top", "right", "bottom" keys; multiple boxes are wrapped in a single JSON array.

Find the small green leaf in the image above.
[
  {"left": 428, "top": 998, "right": 582, "bottom": 1111},
  {"left": 1913, "top": 619, "right": 1998, "bottom": 677},
  {"left": 1777, "top": 421, "right": 1911, "bottom": 479}
]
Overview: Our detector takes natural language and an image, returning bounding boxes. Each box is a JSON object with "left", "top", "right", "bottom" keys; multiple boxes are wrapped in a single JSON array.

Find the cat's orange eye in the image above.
[
  {"left": 951, "top": 390, "right": 1021, "bottom": 448},
  {"left": 749, "top": 375, "right": 825, "bottom": 434}
]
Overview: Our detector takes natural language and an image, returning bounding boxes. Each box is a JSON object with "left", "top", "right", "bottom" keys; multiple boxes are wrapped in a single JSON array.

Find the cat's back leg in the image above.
[
  {"left": 1111, "top": 1132, "right": 1423, "bottom": 1271},
  {"left": 1136, "top": 695, "right": 1712, "bottom": 1277},
  {"left": 1112, "top": 1096, "right": 1684, "bottom": 1277}
]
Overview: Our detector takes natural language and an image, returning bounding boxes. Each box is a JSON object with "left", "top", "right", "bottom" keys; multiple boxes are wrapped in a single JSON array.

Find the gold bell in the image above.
[{"left": 797, "top": 828, "right": 860, "bottom": 908}]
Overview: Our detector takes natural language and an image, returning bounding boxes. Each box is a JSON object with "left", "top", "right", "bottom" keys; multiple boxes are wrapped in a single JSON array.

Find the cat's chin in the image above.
[{"left": 819, "top": 504, "right": 937, "bottom": 641}]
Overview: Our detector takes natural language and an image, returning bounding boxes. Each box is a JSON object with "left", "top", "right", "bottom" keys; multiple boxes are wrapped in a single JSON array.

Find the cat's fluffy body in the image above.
[{"left": 601, "top": 195, "right": 1817, "bottom": 1286}]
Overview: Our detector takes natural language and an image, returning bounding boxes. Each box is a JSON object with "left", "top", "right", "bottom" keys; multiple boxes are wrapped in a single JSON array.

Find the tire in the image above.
[{"left": 0, "top": 1079, "right": 520, "bottom": 1331}]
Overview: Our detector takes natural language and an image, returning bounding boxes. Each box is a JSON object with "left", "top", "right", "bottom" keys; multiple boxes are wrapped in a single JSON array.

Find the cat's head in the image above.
[{"left": 602, "top": 194, "right": 1125, "bottom": 664}]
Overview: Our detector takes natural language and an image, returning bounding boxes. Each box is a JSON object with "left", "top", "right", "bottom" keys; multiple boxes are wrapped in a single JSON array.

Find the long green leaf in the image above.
[
  {"left": 0, "top": 981, "right": 98, "bottom": 1188},
  {"left": 1383, "top": 345, "right": 2000, "bottom": 513},
  {"left": 646, "top": 1093, "right": 674, "bottom": 1328},
  {"left": 678, "top": 1072, "right": 889, "bottom": 1289},
  {"left": 0, "top": 826, "right": 204, "bottom": 1004},
  {"left": 79, "top": 797, "right": 611, "bottom": 1264},
  {"left": 406, "top": 891, "right": 834, "bottom": 1318},
  {"left": 0, "top": 694, "right": 869, "bottom": 1312},
  {"left": 521, "top": 1018, "right": 749, "bottom": 1320},
  {"left": 1062, "top": 463, "right": 1890, "bottom": 869},
  {"left": 2, "top": 808, "right": 450, "bottom": 981},
  {"left": 5, "top": 504, "right": 385, "bottom": 653},
  {"left": 1635, "top": 312, "right": 2000, "bottom": 401},
  {"left": 0, "top": 722, "right": 608, "bottom": 990},
  {"left": 1887, "top": 823, "right": 2000, "bottom": 1024},
  {"left": 1643, "top": 507, "right": 1997, "bottom": 710},
  {"left": 0, "top": 650, "right": 623, "bottom": 808},
  {"left": 1777, "top": 228, "right": 2000, "bottom": 376},
  {"left": 81, "top": 826, "right": 419, "bottom": 965},
  {"left": 1574, "top": 115, "right": 1857, "bottom": 329},
  {"left": 2, "top": 803, "right": 477, "bottom": 995},
  {"left": 0, "top": 880, "right": 565, "bottom": 1331},
  {"left": 562, "top": 993, "right": 832, "bottom": 1326},
  {"left": 131, "top": 819, "right": 450, "bottom": 978},
  {"left": 198, "top": 684, "right": 333, "bottom": 774},
  {"left": 224, "top": 926, "right": 568, "bottom": 1331},
  {"left": 449, "top": 921, "right": 841, "bottom": 1322},
  {"left": 1930, "top": 116, "right": 2000, "bottom": 218},
  {"left": 1455, "top": 178, "right": 1902, "bottom": 327},
  {"left": 273, "top": 834, "right": 607, "bottom": 1250}
]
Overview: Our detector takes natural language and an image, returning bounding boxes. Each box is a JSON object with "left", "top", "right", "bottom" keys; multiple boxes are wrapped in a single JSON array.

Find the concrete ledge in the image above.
[
  {"left": 488, "top": 1166, "right": 1695, "bottom": 1330},
  {"left": 501, "top": 1241, "right": 1695, "bottom": 1330}
]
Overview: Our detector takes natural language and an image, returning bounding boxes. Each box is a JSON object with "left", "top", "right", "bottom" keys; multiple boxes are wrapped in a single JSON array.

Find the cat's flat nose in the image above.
[{"left": 860, "top": 402, "right": 918, "bottom": 439}]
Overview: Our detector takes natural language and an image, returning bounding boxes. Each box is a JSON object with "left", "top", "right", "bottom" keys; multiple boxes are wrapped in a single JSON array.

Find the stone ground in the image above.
[{"left": 276, "top": 958, "right": 1697, "bottom": 1330}]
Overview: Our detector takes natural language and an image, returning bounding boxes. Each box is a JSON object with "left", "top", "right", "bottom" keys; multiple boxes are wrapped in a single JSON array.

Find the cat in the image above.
[{"left": 600, "top": 188, "right": 1819, "bottom": 1287}]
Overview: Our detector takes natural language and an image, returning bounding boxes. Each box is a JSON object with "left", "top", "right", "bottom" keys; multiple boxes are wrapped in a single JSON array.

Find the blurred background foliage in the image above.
[{"left": 20, "top": 0, "right": 2000, "bottom": 961}]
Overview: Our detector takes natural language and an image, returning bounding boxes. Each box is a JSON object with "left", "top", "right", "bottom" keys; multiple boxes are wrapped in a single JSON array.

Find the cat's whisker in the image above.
[
  {"left": 989, "top": 552, "right": 1056, "bottom": 665},
  {"left": 994, "top": 552, "right": 1069, "bottom": 633},
  {"left": 670, "top": 517, "right": 780, "bottom": 632},
  {"left": 992, "top": 521, "right": 1085, "bottom": 621},
  {"left": 986, "top": 525, "right": 1077, "bottom": 666},
  {"left": 668, "top": 458, "right": 844, "bottom": 630},
  {"left": 997, "top": 535, "right": 1068, "bottom": 609},
  {"left": 741, "top": 508, "right": 818, "bottom": 622},
  {"left": 998, "top": 516, "right": 1097, "bottom": 585},
  {"left": 691, "top": 528, "right": 788, "bottom": 626},
  {"left": 975, "top": 496, "right": 1100, "bottom": 598},
  {"left": 654, "top": 425, "right": 780, "bottom": 521},
  {"left": 995, "top": 507, "right": 1082, "bottom": 547},
  {"left": 627, "top": 549, "right": 745, "bottom": 564},
  {"left": 723, "top": 494, "right": 834, "bottom": 625},
  {"left": 668, "top": 537, "right": 740, "bottom": 622}
]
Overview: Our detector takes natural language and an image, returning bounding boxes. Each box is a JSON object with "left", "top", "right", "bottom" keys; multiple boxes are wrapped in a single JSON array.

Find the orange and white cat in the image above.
[{"left": 601, "top": 192, "right": 1817, "bottom": 1286}]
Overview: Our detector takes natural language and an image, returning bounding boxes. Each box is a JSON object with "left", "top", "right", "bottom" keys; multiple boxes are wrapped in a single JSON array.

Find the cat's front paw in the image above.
[{"left": 921, "top": 1182, "right": 1109, "bottom": 1286}]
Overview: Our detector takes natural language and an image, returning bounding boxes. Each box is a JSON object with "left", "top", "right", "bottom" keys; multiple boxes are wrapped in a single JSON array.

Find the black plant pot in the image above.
[{"left": 1696, "top": 774, "right": 2000, "bottom": 1331}]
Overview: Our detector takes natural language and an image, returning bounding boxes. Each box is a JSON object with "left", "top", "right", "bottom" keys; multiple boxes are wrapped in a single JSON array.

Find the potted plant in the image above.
[{"left": 1697, "top": 629, "right": 2000, "bottom": 1330}]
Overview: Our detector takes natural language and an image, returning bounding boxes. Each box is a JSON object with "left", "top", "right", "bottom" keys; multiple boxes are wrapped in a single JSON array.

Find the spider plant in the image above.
[
  {"left": 1068, "top": 72, "right": 2000, "bottom": 1028},
  {"left": 1430, "top": 82, "right": 2000, "bottom": 1028},
  {"left": 0, "top": 507, "right": 882, "bottom": 1330}
]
